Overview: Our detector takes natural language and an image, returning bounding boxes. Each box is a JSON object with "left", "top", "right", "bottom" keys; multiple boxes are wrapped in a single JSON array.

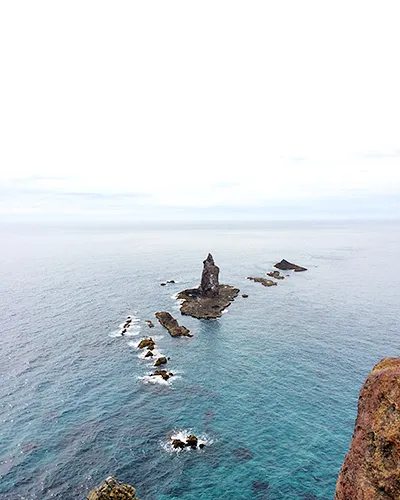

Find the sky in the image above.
[{"left": 1, "top": 1, "right": 399, "bottom": 221}]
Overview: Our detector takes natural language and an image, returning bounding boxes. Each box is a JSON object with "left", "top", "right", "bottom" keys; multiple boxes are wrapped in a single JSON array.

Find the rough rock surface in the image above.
[
  {"left": 155, "top": 311, "right": 192, "bottom": 337},
  {"left": 145, "top": 320, "right": 154, "bottom": 328},
  {"left": 274, "top": 259, "right": 307, "bottom": 272},
  {"left": 247, "top": 277, "right": 277, "bottom": 287},
  {"left": 267, "top": 270, "right": 285, "bottom": 280},
  {"left": 137, "top": 338, "right": 155, "bottom": 350},
  {"left": 200, "top": 253, "right": 220, "bottom": 298},
  {"left": 335, "top": 358, "right": 400, "bottom": 500},
  {"left": 87, "top": 476, "right": 139, "bottom": 500},
  {"left": 154, "top": 356, "right": 167, "bottom": 367},
  {"left": 152, "top": 369, "right": 173, "bottom": 381}
]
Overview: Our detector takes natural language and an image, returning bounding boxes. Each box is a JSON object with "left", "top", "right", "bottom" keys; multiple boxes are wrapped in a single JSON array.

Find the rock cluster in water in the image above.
[
  {"left": 274, "top": 259, "right": 307, "bottom": 272},
  {"left": 155, "top": 311, "right": 193, "bottom": 337},
  {"left": 335, "top": 358, "right": 400, "bottom": 500},
  {"left": 177, "top": 253, "right": 239, "bottom": 319},
  {"left": 87, "top": 476, "right": 140, "bottom": 500},
  {"left": 171, "top": 434, "right": 205, "bottom": 450},
  {"left": 267, "top": 270, "right": 284, "bottom": 280},
  {"left": 247, "top": 277, "right": 277, "bottom": 287}
]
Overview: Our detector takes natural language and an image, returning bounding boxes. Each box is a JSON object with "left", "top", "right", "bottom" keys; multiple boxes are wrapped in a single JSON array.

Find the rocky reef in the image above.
[
  {"left": 274, "top": 259, "right": 307, "bottom": 272},
  {"left": 155, "top": 311, "right": 193, "bottom": 337},
  {"left": 335, "top": 358, "right": 400, "bottom": 500},
  {"left": 151, "top": 369, "right": 173, "bottom": 381},
  {"left": 171, "top": 434, "right": 205, "bottom": 450},
  {"left": 267, "top": 270, "right": 284, "bottom": 280},
  {"left": 137, "top": 338, "right": 155, "bottom": 350},
  {"left": 247, "top": 277, "right": 277, "bottom": 287},
  {"left": 177, "top": 253, "right": 239, "bottom": 319},
  {"left": 87, "top": 476, "right": 140, "bottom": 500}
]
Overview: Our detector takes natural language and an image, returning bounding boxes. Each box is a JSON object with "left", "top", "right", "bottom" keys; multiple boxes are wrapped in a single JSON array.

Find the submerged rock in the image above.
[
  {"left": 155, "top": 311, "right": 192, "bottom": 337},
  {"left": 145, "top": 320, "right": 154, "bottom": 328},
  {"left": 335, "top": 358, "right": 400, "bottom": 500},
  {"left": 160, "top": 282, "right": 167, "bottom": 286},
  {"left": 242, "top": 294, "right": 249, "bottom": 298},
  {"left": 232, "top": 447, "right": 254, "bottom": 461},
  {"left": 167, "top": 280, "right": 176, "bottom": 284},
  {"left": 154, "top": 356, "right": 167, "bottom": 367},
  {"left": 247, "top": 277, "right": 277, "bottom": 287},
  {"left": 87, "top": 476, "right": 139, "bottom": 500},
  {"left": 172, "top": 439, "right": 186, "bottom": 449},
  {"left": 267, "top": 270, "right": 285, "bottom": 280},
  {"left": 137, "top": 338, "right": 155, "bottom": 350},
  {"left": 177, "top": 254, "right": 239, "bottom": 319},
  {"left": 274, "top": 259, "right": 307, "bottom": 272}
]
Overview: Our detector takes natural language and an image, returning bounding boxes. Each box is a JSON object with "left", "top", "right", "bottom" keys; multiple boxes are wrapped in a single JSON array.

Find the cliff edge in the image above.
[{"left": 335, "top": 358, "right": 400, "bottom": 500}]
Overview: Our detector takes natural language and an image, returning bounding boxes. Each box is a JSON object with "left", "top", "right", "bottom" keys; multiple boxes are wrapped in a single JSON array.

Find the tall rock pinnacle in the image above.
[{"left": 200, "top": 253, "right": 220, "bottom": 298}]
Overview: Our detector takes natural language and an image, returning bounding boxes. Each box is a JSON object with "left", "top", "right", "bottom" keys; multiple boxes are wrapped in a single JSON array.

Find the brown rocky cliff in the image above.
[{"left": 335, "top": 358, "right": 400, "bottom": 500}]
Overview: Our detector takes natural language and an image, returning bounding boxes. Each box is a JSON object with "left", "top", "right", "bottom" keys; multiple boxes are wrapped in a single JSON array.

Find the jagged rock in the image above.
[
  {"left": 267, "top": 270, "right": 284, "bottom": 280},
  {"left": 154, "top": 356, "right": 167, "bottom": 367},
  {"left": 177, "top": 254, "right": 239, "bottom": 319},
  {"left": 137, "top": 338, "right": 155, "bottom": 350},
  {"left": 242, "top": 294, "right": 249, "bottom": 298},
  {"left": 335, "top": 358, "right": 400, "bottom": 500},
  {"left": 199, "top": 443, "right": 205, "bottom": 449},
  {"left": 87, "top": 476, "right": 139, "bottom": 500},
  {"left": 247, "top": 277, "right": 277, "bottom": 287},
  {"left": 201, "top": 253, "right": 220, "bottom": 298},
  {"left": 152, "top": 370, "right": 173, "bottom": 381},
  {"left": 167, "top": 280, "right": 175, "bottom": 284},
  {"left": 155, "top": 311, "right": 192, "bottom": 337},
  {"left": 186, "top": 434, "right": 198, "bottom": 449},
  {"left": 144, "top": 350, "right": 154, "bottom": 358},
  {"left": 172, "top": 439, "right": 185, "bottom": 449},
  {"left": 274, "top": 259, "right": 307, "bottom": 272},
  {"left": 145, "top": 320, "right": 154, "bottom": 328}
]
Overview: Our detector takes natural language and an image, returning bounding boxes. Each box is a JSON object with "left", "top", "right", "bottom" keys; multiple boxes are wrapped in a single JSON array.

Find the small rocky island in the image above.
[
  {"left": 177, "top": 253, "right": 239, "bottom": 319},
  {"left": 274, "top": 259, "right": 307, "bottom": 272},
  {"left": 155, "top": 311, "right": 193, "bottom": 337},
  {"left": 87, "top": 476, "right": 140, "bottom": 500},
  {"left": 247, "top": 277, "right": 277, "bottom": 287}
]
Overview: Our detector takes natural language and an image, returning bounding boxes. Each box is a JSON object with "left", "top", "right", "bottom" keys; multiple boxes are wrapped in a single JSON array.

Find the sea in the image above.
[{"left": 0, "top": 220, "right": 399, "bottom": 500}]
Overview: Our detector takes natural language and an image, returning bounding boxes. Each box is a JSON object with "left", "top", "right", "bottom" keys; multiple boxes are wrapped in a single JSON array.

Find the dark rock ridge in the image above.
[
  {"left": 274, "top": 259, "right": 307, "bottom": 272},
  {"left": 247, "top": 277, "right": 277, "bottom": 287},
  {"left": 177, "top": 254, "right": 239, "bottom": 319},
  {"left": 267, "top": 270, "right": 284, "bottom": 280},
  {"left": 155, "top": 311, "right": 192, "bottom": 337},
  {"left": 335, "top": 358, "right": 400, "bottom": 500},
  {"left": 242, "top": 294, "right": 249, "bottom": 298},
  {"left": 87, "top": 476, "right": 140, "bottom": 499}
]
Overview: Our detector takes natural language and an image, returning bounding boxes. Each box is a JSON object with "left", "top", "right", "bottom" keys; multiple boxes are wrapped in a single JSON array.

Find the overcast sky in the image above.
[{"left": 1, "top": 1, "right": 399, "bottom": 220}]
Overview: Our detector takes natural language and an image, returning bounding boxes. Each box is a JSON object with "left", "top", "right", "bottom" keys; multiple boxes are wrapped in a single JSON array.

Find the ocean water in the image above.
[{"left": 1, "top": 221, "right": 399, "bottom": 500}]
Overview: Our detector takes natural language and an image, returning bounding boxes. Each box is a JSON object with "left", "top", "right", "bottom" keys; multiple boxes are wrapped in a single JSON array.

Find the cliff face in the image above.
[{"left": 335, "top": 358, "right": 400, "bottom": 500}]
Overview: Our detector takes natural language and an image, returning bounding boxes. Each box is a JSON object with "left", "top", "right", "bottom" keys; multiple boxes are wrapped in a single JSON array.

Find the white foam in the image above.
[
  {"left": 138, "top": 373, "right": 180, "bottom": 386},
  {"left": 162, "top": 429, "right": 213, "bottom": 453}
]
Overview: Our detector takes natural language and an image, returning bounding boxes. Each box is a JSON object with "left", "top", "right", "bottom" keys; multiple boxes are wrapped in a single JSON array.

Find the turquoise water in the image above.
[{"left": 1, "top": 221, "right": 399, "bottom": 499}]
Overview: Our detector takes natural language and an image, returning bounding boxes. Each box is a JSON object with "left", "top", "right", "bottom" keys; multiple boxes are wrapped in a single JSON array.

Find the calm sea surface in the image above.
[{"left": 1, "top": 221, "right": 399, "bottom": 499}]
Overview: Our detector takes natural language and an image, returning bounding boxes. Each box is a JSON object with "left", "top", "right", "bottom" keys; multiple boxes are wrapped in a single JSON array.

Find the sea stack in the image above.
[
  {"left": 335, "top": 358, "right": 400, "bottom": 500},
  {"left": 177, "top": 253, "right": 239, "bottom": 319},
  {"left": 200, "top": 253, "right": 220, "bottom": 298}
]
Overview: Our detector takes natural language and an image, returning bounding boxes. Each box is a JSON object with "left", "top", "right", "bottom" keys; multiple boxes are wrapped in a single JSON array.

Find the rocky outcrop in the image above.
[
  {"left": 247, "top": 277, "right": 277, "bottom": 287},
  {"left": 177, "top": 254, "right": 239, "bottom": 319},
  {"left": 137, "top": 338, "right": 155, "bottom": 350},
  {"left": 154, "top": 356, "right": 167, "bottom": 367},
  {"left": 145, "top": 320, "right": 154, "bottom": 328},
  {"left": 274, "top": 259, "right": 307, "bottom": 272},
  {"left": 152, "top": 369, "right": 173, "bottom": 381},
  {"left": 335, "top": 358, "right": 400, "bottom": 500},
  {"left": 171, "top": 434, "right": 205, "bottom": 450},
  {"left": 200, "top": 253, "right": 220, "bottom": 298},
  {"left": 144, "top": 350, "right": 154, "bottom": 358},
  {"left": 267, "top": 270, "right": 284, "bottom": 280},
  {"left": 87, "top": 476, "right": 140, "bottom": 500},
  {"left": 155, "top": 311, "right": 192, "bottom": 337},
  {"left": 242, "top": 294, "right": 249, "bottom": 298}
]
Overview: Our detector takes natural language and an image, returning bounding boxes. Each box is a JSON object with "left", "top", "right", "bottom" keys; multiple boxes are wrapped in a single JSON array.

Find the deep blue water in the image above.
[{"left": 1, "top": 221, "right": 399, "bottom": 500}]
